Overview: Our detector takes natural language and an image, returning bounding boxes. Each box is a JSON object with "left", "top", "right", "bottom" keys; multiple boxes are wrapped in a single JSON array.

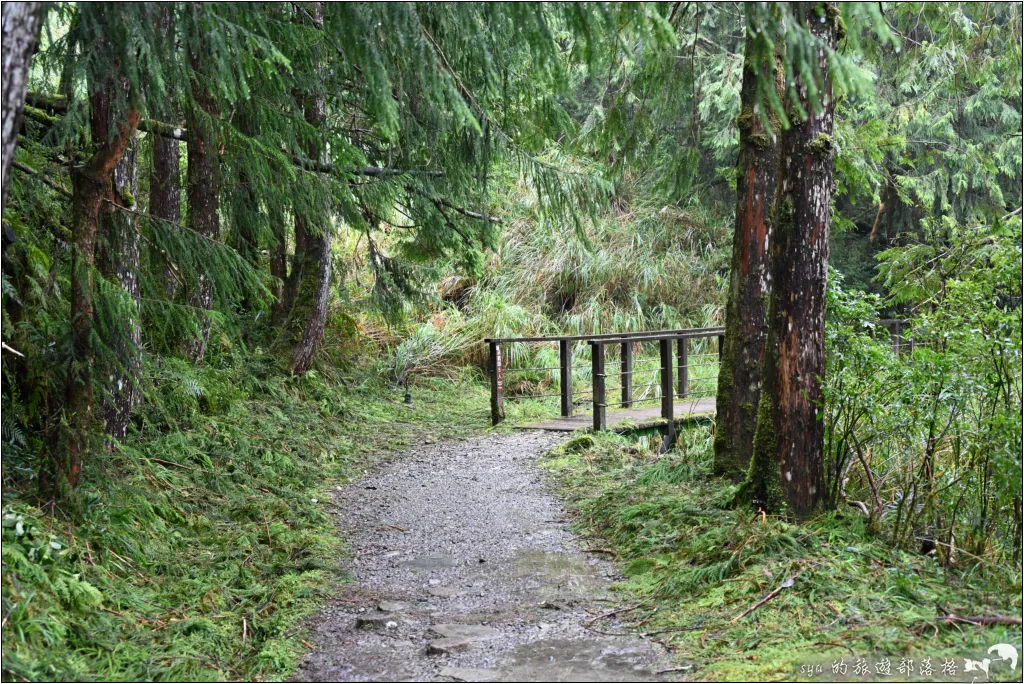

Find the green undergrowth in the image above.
[
  {"left": 1, "top": 355, "right": 488, "bottom": 682},
  {"left": 542, "top": 431, "right": 1023, "bottom": 682}
]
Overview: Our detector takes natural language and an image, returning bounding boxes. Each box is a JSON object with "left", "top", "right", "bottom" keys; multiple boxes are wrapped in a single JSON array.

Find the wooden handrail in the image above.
[
  {"left": 484, "top": 326, "right": 722, "bottom": 344},
  {"left": 585, "top": 328, "right": 725, "bottom": 345}
]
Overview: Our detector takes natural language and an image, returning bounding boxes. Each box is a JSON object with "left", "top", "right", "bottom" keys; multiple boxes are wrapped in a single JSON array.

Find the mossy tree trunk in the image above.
[
  {"left": 148, "top": 5, "right": 180, "bottom": 299},
  {"left": 150, "top": 133, "right": 181, "bottom": 297},
  {"left": 62, "top": 80, "right": 139, "bottom": 489},
  {"left": 95, "top": 80, "right": 141, "bottom": 441},
  {"left": 269, "top": 204, "right": 288, "bottom": 310},
  {"left": 185, "top": 48, "right": 220, "bottom": 362},
  {"left": 713, "top": 31, "right": 782, "bottom": 479},
  {"left": 283, "top": 1, "right": 333, "bottom": 373},
  {"left": 744, "top": 2, "right": 838, "bottom": 517}
]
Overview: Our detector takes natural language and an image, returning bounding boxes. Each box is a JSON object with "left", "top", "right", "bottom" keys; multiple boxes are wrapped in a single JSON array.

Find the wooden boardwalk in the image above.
[{"left": 517, "top": 397, "right": 716, "bottom": 432}]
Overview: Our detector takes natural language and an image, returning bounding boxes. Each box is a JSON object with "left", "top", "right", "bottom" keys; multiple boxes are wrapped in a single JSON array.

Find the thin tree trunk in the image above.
[
  {"left": 185, "top": 49, "right": 219, "bottom": 361},
  {"left": 63, "top": 83, "right": 140, "bottom": 489},
  {"left": 1, "top": 1, "right": 42, "bottom": 209},
  {"left": 278, "top": 217, "right": 306, "bottom": 321},
  {"left": 96, "top": 90, "right": 141, "bottom": 441},
  {"left": 232, "top": 108, "right": 261, "bottom": 313},
  {"left": 284, "top": 1, "right": 332, "bottom": 373},
  {"left": 148, "top": 5, "right": 180, "bottom": 298},
  {"left": 150, "top": 132, "right": 181, "bottom": 297},
  {"left": 743, "top": 2, "right": 838, "bottom": 517},
  {"left": 713, "top": 32, "right": 782, "bottom": 479},
  {"left": 270, "top": 208, "right": 288, "bottom": 309}
]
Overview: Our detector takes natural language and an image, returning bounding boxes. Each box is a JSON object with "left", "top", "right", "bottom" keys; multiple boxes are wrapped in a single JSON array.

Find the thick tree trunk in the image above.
[
  {"left": 97, "top": 131, "right": 141, "bottom": 441},
  {"left": 284, "top": 2, "right": 332, "bottom": 373},
  {"left": 289, "top": 222, "right": 332, "bottom": 372},
  {"left": 185, "top": 51, "right": 220, "bottom": 361},
  {"left": 1, "top": 1, "right": 42, "bottom": 209},
  {"left": 150, "top": 133, "right": 181, "bottom": 297},
  {"left": 743, "top": 3, "right": 837, "bottom": 517},
  {"left": 713, "top": 33, "right": 782, "bottom": 479},
  {"left": 63, "top": 86, "right": 139, "bottom": 488}
]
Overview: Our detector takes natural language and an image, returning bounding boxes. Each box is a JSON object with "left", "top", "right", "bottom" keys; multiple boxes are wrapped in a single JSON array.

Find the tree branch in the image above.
[{"left": 12, "top": 160, "right": 72, "bottom": 197}]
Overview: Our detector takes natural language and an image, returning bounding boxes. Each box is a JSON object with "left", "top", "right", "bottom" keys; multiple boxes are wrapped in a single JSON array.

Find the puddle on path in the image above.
[{"left": 500, "top": 638, "right": 662, "bottom": 682}]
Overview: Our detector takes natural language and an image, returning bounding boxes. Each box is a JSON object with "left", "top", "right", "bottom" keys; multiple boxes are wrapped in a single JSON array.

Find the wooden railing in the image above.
[
  {"left": 485, "top": 320, "right": 914, "bottom": 431},
  {"left": 484, "top": 327, "right": 725, "bottom": 429}
]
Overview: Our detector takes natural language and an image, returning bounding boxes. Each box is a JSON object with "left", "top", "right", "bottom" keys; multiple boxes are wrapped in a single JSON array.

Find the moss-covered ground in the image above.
[
  {"left": 1, "top": 357, "right": 488, "bottom": 681},
  {"left": 541, "top": 429, "right": 1023, "bottom": 682}
]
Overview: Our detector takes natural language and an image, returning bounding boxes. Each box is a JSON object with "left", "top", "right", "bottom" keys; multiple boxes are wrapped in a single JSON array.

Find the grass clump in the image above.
[
  {"left": 542, "top": 429, "right": 1023, "bottom": 682},
  {"left": 1, "top": 355, "right": 488, "bottom": 681}
]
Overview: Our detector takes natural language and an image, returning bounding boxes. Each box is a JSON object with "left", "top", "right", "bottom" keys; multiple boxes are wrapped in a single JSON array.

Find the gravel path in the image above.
[{"left": 297, "top": 431, "right": 677, "bottom": 682}]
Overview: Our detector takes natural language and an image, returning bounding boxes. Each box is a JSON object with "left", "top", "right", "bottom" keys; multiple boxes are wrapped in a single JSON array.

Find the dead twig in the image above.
[
  {"left": 584, "top": 603, "right": 642, "bottom": 627},
  {"left": 643, "top": 623, "right": 707, "bottom": 637},
  {"left": 732, "top": 574, "right": 797, "bottom": 623},
  {"left": 940, "top": 612, "right": 1022, "bottom": 627},
  {"left": 655, "top": 665, "right": 693, "bottom": 675},
  {"left": 582, "top": 547, "right": 618, "bottom": 556}
]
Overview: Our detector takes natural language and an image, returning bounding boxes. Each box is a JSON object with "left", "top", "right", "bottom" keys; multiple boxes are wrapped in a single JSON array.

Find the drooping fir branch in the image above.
[
  {"left": 11, "top": 160, "right": 71, "bottom": 197},
  {"left": 25, "top": 92, "right": 455, "bottom": 181}
]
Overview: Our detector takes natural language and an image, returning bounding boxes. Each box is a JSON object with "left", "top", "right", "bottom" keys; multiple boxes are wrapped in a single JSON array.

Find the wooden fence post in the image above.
[
  {"left": 660, "top": 338, "right": 675, "bottom": 443},
  {"left": 559, "top": 339, "right": 573, "bottom": 417},
  {"left": 677, "top": 337, "right": 688, "bottom": 398},
  {"left": 621, "top": 341, "right": 633, "bottom": 408},
  {"left": 592, "top": 341, "right": 606, "bottom": 432},
  {"left": 489, "top": 341, "right": 505, "bottom": 426}
]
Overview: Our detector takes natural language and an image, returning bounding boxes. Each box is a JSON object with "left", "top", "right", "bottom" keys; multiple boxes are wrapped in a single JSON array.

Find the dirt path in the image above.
[{"left": 297, "top": 432, "right": 677, "bottom": 682}]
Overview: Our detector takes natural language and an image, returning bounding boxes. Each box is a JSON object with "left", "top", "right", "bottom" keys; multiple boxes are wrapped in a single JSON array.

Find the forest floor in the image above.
[{"left": 296, "top": 431, "right": 680, "bottom": 683}]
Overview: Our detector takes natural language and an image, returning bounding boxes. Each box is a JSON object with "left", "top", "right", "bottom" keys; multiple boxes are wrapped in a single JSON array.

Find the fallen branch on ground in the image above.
[
  {"left": 732, "top": 573, "right": 797, "bottom": 623},
  {"left": 940, "top": 612, "right": 1022, "bottom": 627},
  {"left": 582, "top": 547, "right": 618, "bottom": 556},
  {"left": 584, "top": 603, "right": 642, "bottom": 627}
]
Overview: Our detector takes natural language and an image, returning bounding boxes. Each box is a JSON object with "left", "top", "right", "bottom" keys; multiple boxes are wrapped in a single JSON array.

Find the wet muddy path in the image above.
[{"left": 297, "top": 432, "right": 676, "bottom": 682}]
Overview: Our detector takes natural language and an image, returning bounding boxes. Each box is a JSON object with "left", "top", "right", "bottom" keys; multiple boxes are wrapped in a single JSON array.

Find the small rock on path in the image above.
[{"left": 297, "top": 432, "right": 677, "bottom": 682}]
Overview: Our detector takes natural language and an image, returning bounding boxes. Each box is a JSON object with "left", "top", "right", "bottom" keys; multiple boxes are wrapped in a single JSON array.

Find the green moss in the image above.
[
  {"left": 808, "top": 132, "right": 833, "bottom": 158},
  {"left": 826, "top": 4, "right": 847, "bottom": 41},
  {"left": 750, "top": 132, "right": 772, "bottom": 150},
  {"left": 737, "top": 396, "right": 786, "bottom": 514},
  {"left": 23, "top": 104, "right": 62, "bottom": 126},
  {"left": 736, "top": 108, "right": 756, "bottom": 131},
  {"left": 119, "top": 188, "right": 136, "bottom": 207},
  {"left": 775, "top": 197, "right": 795, "bottom": 234}
]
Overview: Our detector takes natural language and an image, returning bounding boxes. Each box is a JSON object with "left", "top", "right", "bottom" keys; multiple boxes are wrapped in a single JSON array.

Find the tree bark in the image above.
[
  {"left": 150, "top": 131, "right": 181, "bottom": 297},
  {"left": 1, "top": 1, "right": 42, "bottom": 210},
  {"left": 95, "top": 80, "right": 141, "bottom": 442},
  {"left": 185, "top": 49, "right": 220, "bottom": 361},
  {"left": 743, "top": 2, "right": 838, "bottom": 517},
  {"left": 148, "top": 5, "right": 180, "bottom": 298},
  {"left": 270, "top": 207, "right": 288, "bottom": 309},
  {"left": 284, "top": 2, "right": 332, "bottom": 373},
  {"left": 63, "top": 83, "right": 140, "bottom": 488},
  {"left": 713, "top": 32, "right": 782, "bottom": 479}
]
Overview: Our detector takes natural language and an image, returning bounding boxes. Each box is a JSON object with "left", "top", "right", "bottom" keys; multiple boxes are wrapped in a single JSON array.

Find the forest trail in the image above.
[{"left": 297, "top": 432, "right": 677, "bottom": 682}]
